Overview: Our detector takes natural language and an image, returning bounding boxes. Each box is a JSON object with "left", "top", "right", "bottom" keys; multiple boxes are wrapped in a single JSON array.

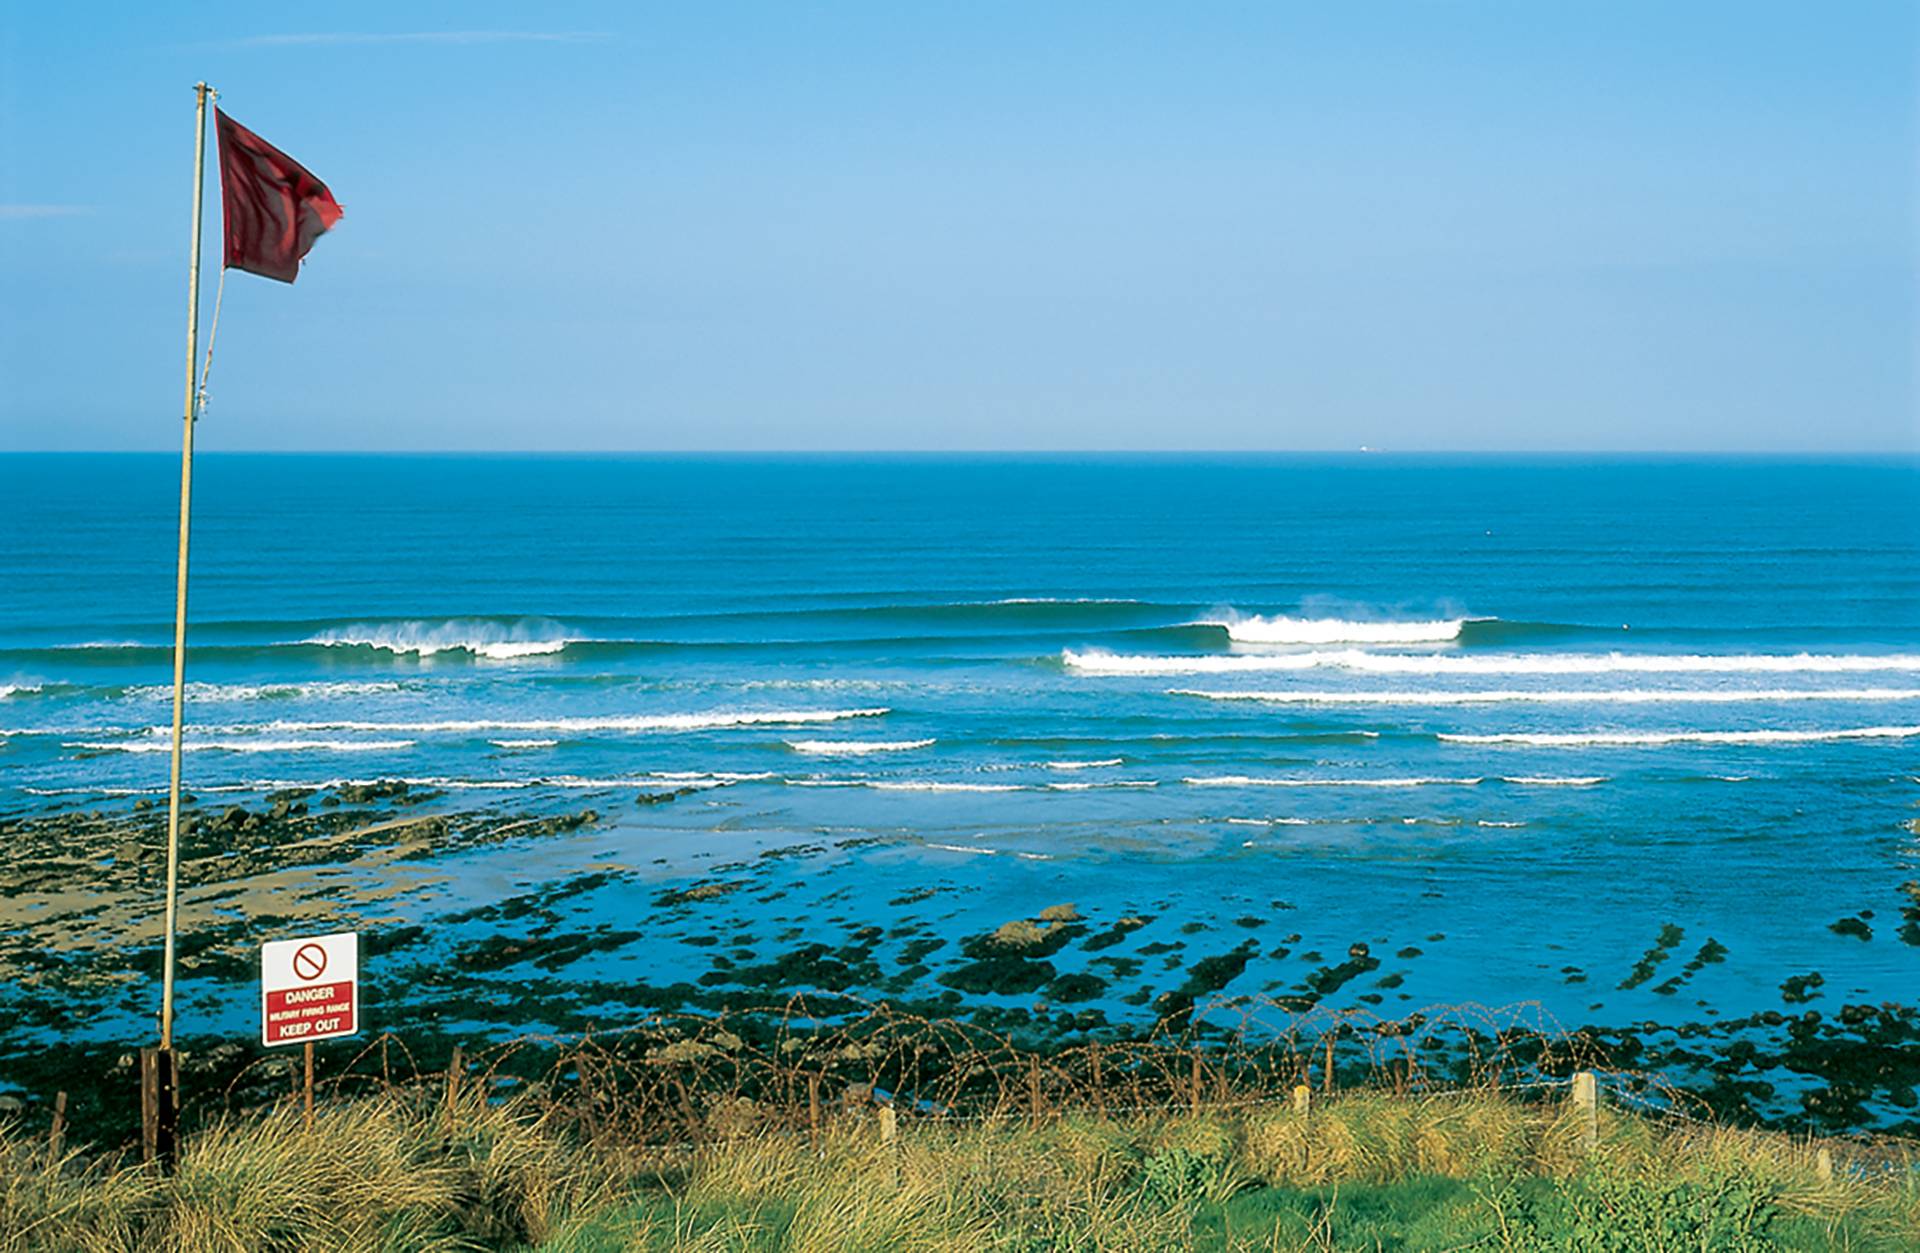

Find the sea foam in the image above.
[
  {"left": 1171, "top": 687, "right": 1920, "bottom": 705},
  {"left": 868, "top": 780, "right": 1025, "bottom": 793},
  {"left": 786, "top": 738, "right": 934, "bottom": 755},
  {"left": 67, "top": 737, "right": 417, "bottom": 754},
  {"left": 126, "top": 680, "right": 408, "bottom": 702},
  {"left": 1183, "top": 775, "right": 1484, "bottom": 788},
  {"left": 188, "top": 708, "right": 890, "bottom": 735},
  {"left": 302, "top": 620, "right": 576, "bottom": 660},
  {"left": 1068, "top": 650, "right": 1920, "bottom": 676},
  {"left": 1441, "top": 726, "right": 1920, "bottom": 747},
  {"left": 1500, "top": 776, "right": 1606, "bottom": 786},
  {"left": 1204, "top": 615, "right": 1471, "bottom": 645},
  {"left": 1044, "top": 780, "right": 1158, "bottom": 790}
]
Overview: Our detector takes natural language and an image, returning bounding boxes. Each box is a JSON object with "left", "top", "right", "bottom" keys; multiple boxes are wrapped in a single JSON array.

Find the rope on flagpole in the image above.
[{"left": 195, "top": 265, "right": 226, "bottom": 418}]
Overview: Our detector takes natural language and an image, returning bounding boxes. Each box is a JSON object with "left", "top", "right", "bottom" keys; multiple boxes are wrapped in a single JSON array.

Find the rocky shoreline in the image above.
[{"left": 2, "top": 784, "right": 1917, "bottom": 1143}]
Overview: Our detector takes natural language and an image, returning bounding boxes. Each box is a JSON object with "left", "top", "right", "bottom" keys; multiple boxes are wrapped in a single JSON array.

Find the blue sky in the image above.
[{"left": 1, "top": 2, "right": 1914, "bottom": 452}]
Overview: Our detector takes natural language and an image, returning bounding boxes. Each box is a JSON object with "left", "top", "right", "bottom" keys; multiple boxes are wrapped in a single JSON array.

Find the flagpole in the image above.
[{"left": 155, "top": 80, "right": 212, "bottom": 1096}]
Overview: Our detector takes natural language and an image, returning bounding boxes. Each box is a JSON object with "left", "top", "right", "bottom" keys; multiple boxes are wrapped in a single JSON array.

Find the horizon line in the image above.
[{"left": 3, "top": 448, "right": 1915, "bottom": 459}]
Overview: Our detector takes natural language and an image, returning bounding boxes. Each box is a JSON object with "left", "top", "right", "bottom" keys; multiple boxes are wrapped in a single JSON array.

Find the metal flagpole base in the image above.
[{"left": 140, "top": 1046, "right": 180, "bottom": 1169}]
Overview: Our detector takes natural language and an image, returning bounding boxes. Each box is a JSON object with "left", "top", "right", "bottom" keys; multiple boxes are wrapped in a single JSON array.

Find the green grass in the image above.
[{"left": 3, "top": 1089, "right": 1915, "bottom": 1250}]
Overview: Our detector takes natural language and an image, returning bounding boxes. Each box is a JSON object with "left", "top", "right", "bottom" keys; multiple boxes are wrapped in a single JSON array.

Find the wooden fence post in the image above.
[
  {"left": 1322, "top": 1033, "right": 1337, "bottom": 1096},
  {"left": 1291, "top": 1083, "right": 1312, "bottom": 1118},
  {"left": 1189, "top": 1054, "right": 1203, "bottom": 1110},
  {"left": 1571, "top": 1071, "right": 1599, "bottom": 1153},
  {"left": 444, "top": 1046, "right": 464, "bottom": 1141},
  {"left": 46, "top": 1091, "right": 67, "bottom": 1171},
  {"left": 1816, "top": 1147, "right": 1834, "bottom": 1182},
  {"left": 1029, "top": 1061, "right": 1044, "bottom": 1125},
  {"left": 140, "top": 1047, "right": 179, "bottom": 1169},
  {"left": 1091, "top": 1045, "right": 1106, "bottom": 1118},
  {"left": 303, "top": 1042, "right": 315, "bottom": 1131}
]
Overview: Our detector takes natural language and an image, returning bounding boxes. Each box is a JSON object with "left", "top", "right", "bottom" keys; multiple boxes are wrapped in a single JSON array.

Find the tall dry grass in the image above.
[
  {"left": 2, "top": 1085, "right": 1914, "bottom": 1251},
  {"left": 0, "top": 1086, "right": 612, "bottom": 1253}
]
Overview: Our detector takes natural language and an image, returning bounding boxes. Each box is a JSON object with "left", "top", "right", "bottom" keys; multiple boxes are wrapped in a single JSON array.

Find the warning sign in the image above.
[{"left": 261, "top": 931, "right": 358, "bottom": 1046}]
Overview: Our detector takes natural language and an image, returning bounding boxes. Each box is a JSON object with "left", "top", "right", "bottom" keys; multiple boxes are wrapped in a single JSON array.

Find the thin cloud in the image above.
[
  {"left": 0, "top": 205, "right": 92, "bottom": 220},
  {"left": 222, "top": 31, "right": 610, "bottom": 48}
]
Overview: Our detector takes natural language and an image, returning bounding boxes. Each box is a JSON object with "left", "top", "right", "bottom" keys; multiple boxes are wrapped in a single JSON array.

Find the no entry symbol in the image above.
[
  {"left": 262, "top": 931, "right": 358, "bottom": 1047},
  {"left": 291, "top": 943, "right": 328, "bottom": 982}
]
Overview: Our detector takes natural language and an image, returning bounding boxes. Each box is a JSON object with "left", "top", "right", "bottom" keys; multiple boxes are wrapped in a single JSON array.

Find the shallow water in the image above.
[{"left": 3, "top": 453, "right": 1918, "bottom": 1032}]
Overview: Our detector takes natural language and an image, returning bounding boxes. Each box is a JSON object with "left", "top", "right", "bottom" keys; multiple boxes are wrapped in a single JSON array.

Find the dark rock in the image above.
[
  {"left": 941, "top": 954, "right": 1055, "bottom": 996},
  {"left": 1781, "top": 972, "right": 1825, "bottom": 1004}
]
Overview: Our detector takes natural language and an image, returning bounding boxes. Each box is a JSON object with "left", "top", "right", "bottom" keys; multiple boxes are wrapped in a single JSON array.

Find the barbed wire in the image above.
[{"left": 191, "top": 993, "right": 1920, "bottom": 1158}]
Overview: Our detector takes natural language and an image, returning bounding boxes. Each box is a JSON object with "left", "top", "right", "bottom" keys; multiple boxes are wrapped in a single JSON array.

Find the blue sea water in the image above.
[{"left": 3, "top": 453, "right": 1919, "bottom": 1029}]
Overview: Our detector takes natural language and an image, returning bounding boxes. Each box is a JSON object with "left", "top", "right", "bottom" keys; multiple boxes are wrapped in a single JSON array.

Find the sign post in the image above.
[{"left": 261, "top": 931, "right": 359, "bottom": 1126}]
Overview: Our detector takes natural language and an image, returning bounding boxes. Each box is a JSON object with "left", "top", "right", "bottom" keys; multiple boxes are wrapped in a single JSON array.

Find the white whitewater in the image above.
[
  {"left": 302, "top": 620, "right": 576, "bottom": 660},
  {"left": 1182, "top": 775, "right": 1485, "bottom": 788},
  {"left": 1204, "top": 614, "right": 1471, "bottom": 644},
  {"left": 1442, "top": 726, "right": 1920, "bottom": 747},
  {"left": 1171, "top": 687, "right": 1920, "bottom": 704},
  {"left": 1068, "top": 649, "right": 1920, "bottom": 676},
  {"left": 183, "top": 708, "right": 892, "bottom": 735},
  {"left": 786, "top": 738, "right": 935, "bottom": 755}
]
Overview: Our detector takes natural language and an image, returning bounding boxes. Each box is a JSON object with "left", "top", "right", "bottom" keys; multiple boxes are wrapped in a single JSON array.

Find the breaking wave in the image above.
[
  {"left": 303, "top": 620, "right": 577, "bottom": 660},
  {"left": 67, "top": 737, "right": 416, "bottom": 755},
  {"left": 786, "top": 738, "right": 934, "bottom": 756},
  {"left": 867, "top": 780, "right": 1025, "bottom": 793},
  {"left": 185, "top": 708, "right": 891, "bottom": 735},
  {"left": 1442, "top": 726, "right": 1920, "bottom": 747},
  {"left": 1204, "top": 614, "right": 1474, "bottom": 645},
  {"left": 1183, "top": 775, "right": 1484, "bottom": 788},
  {"left": 1068, "top": 650, "right": 1920, "bottom": 676},
  {"left": 1170, "top": 687, "right": 1920, "bottom": 705},
  {"left": 127, "top": 680, "right": 408, "bottom": 702},
  {"left": 1045, "top": 758, "right": 1124, "bottom": 770},
  {"left": 1501, "top": 776, "right": 1606, "bottom": 786},
  {"left": 986, "top": 597, "right": 1143, "bottom": 606},
  {"left": 873, "top": 779, "right": 1160, "bottom": 796}
]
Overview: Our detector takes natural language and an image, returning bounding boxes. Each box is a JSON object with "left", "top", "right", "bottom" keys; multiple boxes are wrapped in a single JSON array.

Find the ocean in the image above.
[{"left": 3, "top": 454, "right": 1919, "bottom": 1085}]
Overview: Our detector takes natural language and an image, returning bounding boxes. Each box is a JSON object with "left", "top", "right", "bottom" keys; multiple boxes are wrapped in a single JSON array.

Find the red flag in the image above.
[{"left": 215, "top": 109, "right": 342, "bottom": 283}]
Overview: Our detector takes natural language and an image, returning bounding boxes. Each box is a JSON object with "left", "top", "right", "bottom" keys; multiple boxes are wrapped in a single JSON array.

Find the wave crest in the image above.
[
  {"left": 1171, "top": 687, "right": 1920, "bottom": 705},
  {"left": 128, "top": 680, "right": 408, "bottom": 702},
  {"left": 187, "top": 708, "right": 891, "bottom": 735},
  {"left": 1442, "top": 726, "right": 1920, "bottom": 747},
  {"left": 1206, "top": 614, "right": 1471, "bottom": 645},
  {"left": 1183, "top": 775, "right": 1484, "bottom": 788},
  {"left": 1068, "top": 649, "right": 1920, "bottom": 676},
  {"left": 303, "top": 619, "right": 576, "bottom": 660},
  {"left": 67, "top": 737, "right": 416, "bottom": 755},
  {"left": 787, "top": 738, "right": 934, "bottom": 755}
]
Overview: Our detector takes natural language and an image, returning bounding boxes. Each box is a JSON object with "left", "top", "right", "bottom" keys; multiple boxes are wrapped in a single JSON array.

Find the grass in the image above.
[{"left": 2, "top": 1087, "right": 1916, "bottom": 1251}]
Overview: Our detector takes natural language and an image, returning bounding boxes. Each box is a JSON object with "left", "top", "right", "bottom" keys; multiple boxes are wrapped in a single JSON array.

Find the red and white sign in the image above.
[{"left": 261, "top": 931, "right": 358, "bottom": 1046}]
